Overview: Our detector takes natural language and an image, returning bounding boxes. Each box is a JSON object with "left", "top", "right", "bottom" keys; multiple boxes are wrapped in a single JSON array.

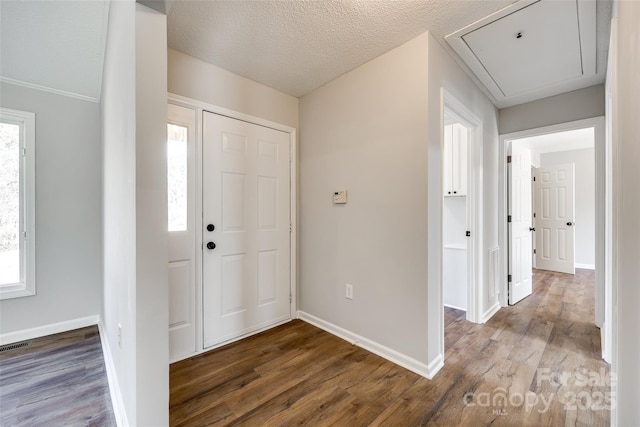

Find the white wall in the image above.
[
  {"left": 298, "top": 32, "right": 499, "bottom": 372},
  {"left": 168, "top": 49, "right": 298, "bottom": 129},
  {"left": 299, "top": 33, "right": 430, "bottom": 365},
  {"left": 0, "top": 82, "right": 102, "bottom": 334},
  {"left": 499, "top": 84, "right": 605, "bottom": 135},
  {"left": 101, "top": 3, "right": 168, "bottom": 426},
  {"left": 426, "top": 35, "right": 500, "bottom": 362},
  {"left": 539, "top": 148, "right": 595, "bottom": 267},
  {"left": 610, "top": 1, "right": 640, "bottom": 425},
  {"left": 134, "top": 4, "right": 169, "bottom": 425},
  {"left": 101, "top": 1, "right": 137, "bottom": 424}
]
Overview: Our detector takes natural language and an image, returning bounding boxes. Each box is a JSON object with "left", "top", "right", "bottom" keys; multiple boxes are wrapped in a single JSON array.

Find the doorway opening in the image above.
[
  {"left": 498, "top": 116, "right": 609, "bottom": 361},
  {"left": 440, "top": 89, "right": 484, "bottom": 345}
]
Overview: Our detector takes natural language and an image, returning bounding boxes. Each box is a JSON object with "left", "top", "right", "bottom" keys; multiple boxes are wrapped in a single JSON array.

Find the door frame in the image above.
[
  {"left": 168, "top": 93, "right": 298, "bottom": 359},
  {"left": 442, "top": 90, "right": 484, "bottom": 325},
  {"left": 498, "top": 116, "right": 608, "bottom": 357}
]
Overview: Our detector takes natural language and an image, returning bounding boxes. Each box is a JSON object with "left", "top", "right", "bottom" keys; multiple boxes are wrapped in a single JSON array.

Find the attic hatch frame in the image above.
[{"left": 445, "top": 0, "right": 596, "bottom": 107}]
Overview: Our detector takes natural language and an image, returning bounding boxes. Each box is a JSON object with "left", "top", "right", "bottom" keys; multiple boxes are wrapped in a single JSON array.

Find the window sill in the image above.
[{"left": 0, "top": 284, "right": 35, "bottom": 300}]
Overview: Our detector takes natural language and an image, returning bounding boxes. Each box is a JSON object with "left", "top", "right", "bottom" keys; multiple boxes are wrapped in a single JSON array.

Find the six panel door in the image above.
[{"left": 202, "top": 112, "right": 291, "bottom": 348}]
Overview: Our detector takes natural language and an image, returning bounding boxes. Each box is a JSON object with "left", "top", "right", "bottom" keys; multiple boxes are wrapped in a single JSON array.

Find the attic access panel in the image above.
[{"left": 446, "top": 0, "right": 596, "bottom": 103}]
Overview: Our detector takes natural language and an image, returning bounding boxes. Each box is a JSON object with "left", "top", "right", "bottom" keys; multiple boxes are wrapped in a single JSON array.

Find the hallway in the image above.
[{"left": 170, "top": 268, "right": 609, "bottom": 426}]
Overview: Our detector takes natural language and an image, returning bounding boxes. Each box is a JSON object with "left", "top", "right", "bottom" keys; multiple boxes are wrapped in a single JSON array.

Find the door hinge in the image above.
[
  {"left": 289, "top": 294, "right": 292, "bottom": 303},
  {"left": 507, "top": 215, "right": 512, "bottom": 223},
  {"left": 533, "top": 249, "right": 537, "bottom": 254},
  {"left": 466, "top": 230, "right": 471, "bottom": 237},
  {"left": 533, "top": 212, "right": 536, "bottom": 218},
  {"left": 533, "top": 176, "right": 536, "bottom": 181},
  {"left": 289, "top": 223, "right": 292, "bottom": 232},
  {"left": 22, "top": 148, "right": 27, "bottom": 157},
  {"left": 507, "top": 155, "right": 512, "bottom": 163},
  {"left": 508, "top": 274, "right": 512, "bottom": 283}
]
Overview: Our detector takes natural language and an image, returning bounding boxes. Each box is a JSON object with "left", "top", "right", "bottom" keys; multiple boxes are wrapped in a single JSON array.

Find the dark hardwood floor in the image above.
[
  {"left": 0, "top": 325, "right": 116, "bottom": 426},
  {"left": 170, "top": 268, "right": 610, "bottom": 426}
]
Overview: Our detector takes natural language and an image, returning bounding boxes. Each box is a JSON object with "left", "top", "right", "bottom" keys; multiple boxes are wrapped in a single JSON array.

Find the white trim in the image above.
[
  {"left": 297, "top": 311, "right": 442, "bottom": 379},
  {"left": 0, "top": 315, "right": 99, "bottom": 345},
  {"left": 442, "top": 89, "right": 484, "bottom": 326},
  {"left": 498, "top": 117, "right": 608, "bottom": 358},
  {"left": 482, "top": 301, "right": 501, "bottom": 323},
  {"left": 444, "top": 303, "right": 467, "bottom": 312},
  {"left": 168, "top": 93, "right": 296, "bottom": 136},
  {"left": 94, "top": 0, "right": 110, "bottom": 104},
  {"left": 167, "top": 92, "right": 298, "bottom": 357},
  {"left": 445, "top": 0, "right": 538, "bottom": 101},
  {"left": 445, "top": 0, "right": 597, "bottom": 107},
  {"left": 0, "top": 108, "right": 36, "bottom": 301},
  {"left": 498, "top": 117, "right": 611, "bottom": 310},
  {"left": 575, "top": 263, "right": 596, "bottom": 270},
  {"left": 98, "top": 322, "right": 129, "bottom": 427},
  {"left": 0, "top": 76, "right": 99, "bottom": 103}
]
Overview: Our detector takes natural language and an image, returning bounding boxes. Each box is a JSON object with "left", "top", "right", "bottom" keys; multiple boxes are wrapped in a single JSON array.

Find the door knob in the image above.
[
  {"left": 207, "top": 224, "right": 215, "bottom": 232},
  {"left": 566, "top": 222, "right": 573, "bottom": 226},
  {"left": 206, "top": 242, "right": 216, "bottom": 250},
  {"left": 529, "top": 227, "right": 535, "bottom": 232}
]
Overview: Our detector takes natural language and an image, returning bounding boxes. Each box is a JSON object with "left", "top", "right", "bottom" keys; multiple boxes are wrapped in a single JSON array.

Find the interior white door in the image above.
[
  {"left": 168, "top": 104, "right": 196, "bottom": 361},
  {"left": 202, "top": 111, "right": 291, "bottom": 348},
  {"left": 509, "top": 144, "right": 533, "bottom": 305},
  {"left": 534, "top": 163, "right": 575, "bottom": 274}
]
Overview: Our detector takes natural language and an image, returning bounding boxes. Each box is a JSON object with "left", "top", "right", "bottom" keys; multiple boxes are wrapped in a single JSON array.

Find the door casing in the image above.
[
  {"left": 498, "top": 116, "right": 608, "bottom": 359},
  {"left": 167, "top": 93, "right": 298, "bottom": 362},
  {"left": 441, "top": 90, "right": 484, "bottom": 325}
]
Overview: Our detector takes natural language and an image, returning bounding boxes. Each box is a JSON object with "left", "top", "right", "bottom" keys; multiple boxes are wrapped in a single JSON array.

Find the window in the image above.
[
  {"left": 167, "top": 123, "right": 188, "bottom": 232},
  {"left": 0, "top": 108, "right": 35, "bottom": 299}
]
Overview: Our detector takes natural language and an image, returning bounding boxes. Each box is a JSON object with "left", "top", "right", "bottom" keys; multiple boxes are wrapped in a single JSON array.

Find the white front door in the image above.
[
  {"left": 534, "top": 163, "right": 575, "bottom": 274},
  {"left": 202, "top": 111, "right": 291, "bottom": 348},
  {"left": 167, "top": 104, "right": 197, "bottom": 361},
  {"left": 509, "top": 144, "right": 533, "bottom": 305}
]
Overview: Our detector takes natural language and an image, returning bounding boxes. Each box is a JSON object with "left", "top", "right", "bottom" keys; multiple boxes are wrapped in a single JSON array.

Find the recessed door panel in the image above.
[
  {"left": 258, "top": 176, "right": 278, "bottom": 230},
  {"left": 168, "top": 260, "right": 191, "bottom": 328},
  {"left": 222, "top": 254, "right": 247, "bottom": 316},
  {"left": 222, "top": 173, "right": 246, "bottom": 232},
  {"left": 258, "top": 250, "right": 278, "bottom": 306}
]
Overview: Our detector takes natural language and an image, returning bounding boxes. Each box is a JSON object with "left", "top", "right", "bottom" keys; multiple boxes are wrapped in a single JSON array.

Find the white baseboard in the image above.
[
  {"left": 482, "top": 301, "right": 501, "bottom": 323},
  {"left": 575, "top": 263, "right": 596, "bottom": 270},
  {"left": 444, "top": 303, "right": 467, "bottom": 312},
  {"left": 0, "top": 315, "right": 100, "bottom": 345},
  {"left": 297, "top": 311, "right": 442, "bottom": 379},
  {"left": 97, "top": 322, "right": 129, "bottom": 427}
]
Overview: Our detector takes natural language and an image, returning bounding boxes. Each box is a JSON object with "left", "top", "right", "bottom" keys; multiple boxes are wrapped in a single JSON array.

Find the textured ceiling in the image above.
[
  {"left": 168, "top": 0, "right": 611, "bottom": 105},
  {"left": 0, "top": 1, "right": 109, "bottom": 102},
  {"left": 168, "top": 0, "right": 516, "bottom": 98}
]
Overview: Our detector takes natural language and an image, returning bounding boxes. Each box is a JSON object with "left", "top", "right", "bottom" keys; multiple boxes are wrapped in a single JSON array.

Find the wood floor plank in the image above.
[
  {"left": 0, "top": 326, "right": 116, "bottom": 427},
  {"left": 170, "top": 269, "right": 610, "bottom": 426}
]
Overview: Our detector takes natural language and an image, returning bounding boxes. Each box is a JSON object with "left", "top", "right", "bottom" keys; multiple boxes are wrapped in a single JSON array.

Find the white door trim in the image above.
[
  {"left": 442, "top": 89, "right": 484, "bottom": 328},
  {"left": 167, "top": 93, "right": 297, "bottom": 361},
  {"left": 498, "top": 116, "right": 608, "bottom": 356}
]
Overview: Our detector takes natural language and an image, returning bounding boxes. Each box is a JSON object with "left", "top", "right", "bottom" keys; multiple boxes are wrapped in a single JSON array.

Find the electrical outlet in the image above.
[
  {"left": 345, "top": 283, "right": 353, "bottom": 300},
  {"left": 118, "top": 323, "right": 122, "bottom": 348}
]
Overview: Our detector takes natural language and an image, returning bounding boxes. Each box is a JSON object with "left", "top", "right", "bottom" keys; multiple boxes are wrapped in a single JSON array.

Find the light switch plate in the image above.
[{"left": 333, "top": 190, "right": 348, "bottom": 204}]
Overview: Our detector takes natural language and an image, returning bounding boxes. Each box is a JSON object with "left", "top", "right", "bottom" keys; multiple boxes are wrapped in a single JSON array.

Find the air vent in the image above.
[{"left": 0, "top": 340, "right": 32, "bottom": 353}]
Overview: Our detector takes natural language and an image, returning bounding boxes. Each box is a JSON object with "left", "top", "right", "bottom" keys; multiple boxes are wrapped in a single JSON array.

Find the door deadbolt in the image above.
[{"left": 207, "top": 224, "right": 215, "bottom": 232}]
